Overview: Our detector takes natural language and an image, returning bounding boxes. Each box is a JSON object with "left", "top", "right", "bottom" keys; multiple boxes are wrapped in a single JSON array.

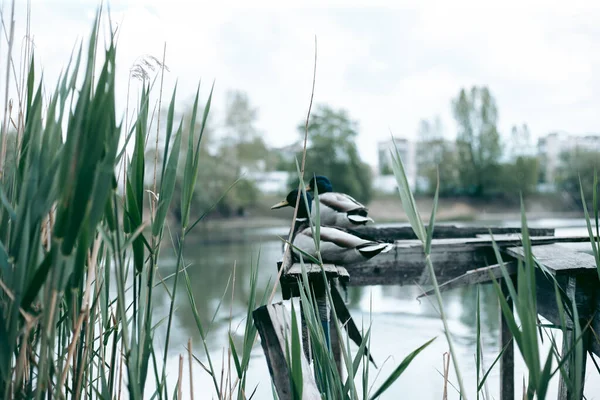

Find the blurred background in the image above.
[{"left": 3, "top": 1, "right": 600, "bottom": 398}]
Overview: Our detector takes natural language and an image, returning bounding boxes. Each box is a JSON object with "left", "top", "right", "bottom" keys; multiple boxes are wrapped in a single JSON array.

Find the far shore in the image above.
[{"left": 192, "top": 193, "right": 586, "bottom": 231}]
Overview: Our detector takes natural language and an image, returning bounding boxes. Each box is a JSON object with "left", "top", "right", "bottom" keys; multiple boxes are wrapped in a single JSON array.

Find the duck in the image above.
[
  {"left": 271, "top": 188, "right": 383, "bottom": 367},
  {"left": 271, "top": 189, "right": 392, "bottom": 264},
  {"left": 305, "top": 175, "right": 374, "bottom": 228}
]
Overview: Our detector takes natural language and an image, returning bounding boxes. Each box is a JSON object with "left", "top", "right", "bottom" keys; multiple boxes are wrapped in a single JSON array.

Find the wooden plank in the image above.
[
  {"left": 535, "top": 272, "right": 596, "bottom": 327},
  {"left": 500, "top": 276, "right": 515, "bottom": 400},
  {"left": 253, "top": 303, "right": 321, "bottom": 400},
  {"left": 531, "top": 270, "right": 600, "bottom": 357},
  {"left": 277, "top": 261, "right": 293, "bottom": 300},
  {"left": 417, "top": 262, "right": 518, "bottom": 298},
  {"left": 349, "top": 225, "right": 555, "bottom": 242},
  {"left": 284, "top": 263, "right": 349, "bottom": 282},
  {"left": 279, "top": 263, "right": 349, "bottom": 300},
  {"left": 411, "top": 235, "right": 591, "bottom": 247},
  {"left": 505, "top": 244, "right": 598, "bottom": 274},
  {"left": 344, "top": 236, "right": 592, "bottom": 287}
]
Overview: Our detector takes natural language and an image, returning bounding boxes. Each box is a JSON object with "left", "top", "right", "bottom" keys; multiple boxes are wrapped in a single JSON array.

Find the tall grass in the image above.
[
  {"left": 280, "top": 166, "right": 437, "bottom": 399},
  {"left": 4, "top": 4, "right": 597, "bottom": 400},
  {"left": 390, "top": 137, "right": 599, "bottom": 398},
  {"left": 389, "top": 143, "right": 468, "bottom": 397},
  {"left": 0, "top": 8, "right": 435, "bottom": 400},
  {"left": 0, "top": 8, "right": 222, "bottom": 399}
]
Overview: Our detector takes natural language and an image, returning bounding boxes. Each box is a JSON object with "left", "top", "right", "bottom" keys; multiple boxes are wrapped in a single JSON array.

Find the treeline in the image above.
[
  {"left": 152, "top": 90, "right": 284, "bottom": 220},
  {"left": 416, "top": 86, "right": 600, "bottom": 203},
  {"left": 158, "top": 94, "right": 374, "bottom": 223},
  {"left": 278, "top": 104, "right": 373, "bottom": 204},
  {"left": 159, "top": 84, "right": 598, "bottom": 222},
  {"left": 417, "top": 86, "right": 539, "bottom": 198}
]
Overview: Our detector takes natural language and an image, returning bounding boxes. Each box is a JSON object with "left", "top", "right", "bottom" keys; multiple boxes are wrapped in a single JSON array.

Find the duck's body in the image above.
[
  {"left": 293, "top": 224, "right": 392, "bottom": 264},
  {"left": 314, "top": 192, "right": 373, "bottom": 227},
  {"left": 306, "top": 176, "right": 373, "bottom": 228},
  {"left": 270, "top": 188, "right": 382, "bottom": 367},
  {"left": 271, "top": 189, "right": 391, "bottom": 264}
]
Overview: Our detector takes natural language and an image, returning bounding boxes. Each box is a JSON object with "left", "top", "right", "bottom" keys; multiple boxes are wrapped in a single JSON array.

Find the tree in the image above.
[
  {"left": 419, "top": 141, "right": 461, "bottom": 196},
  {"left": 494, "top": 157, "right": 539, "bottom": 198},
  {"left": 220, "top": 90, "right": 272, "bottom": 170},
  {"left": 166, "top": 93, "right": 263, "bottom": 223},
  {"left": 415, "top": 115, "right": 460, "bottom": 195},
  {"left": 417, "top": 115, "right": 443, "bottom": 143},
  {"left": 555, "top": 149, "right": 600, "bottom": 206},
  {"left": 508, "top": 123, "right": 531, "bottom": 159},
  {"left": 223, "top": 90, "right": 259, "bottom": 143},
  {"left": 293, "top": 104, "right": 373, "bottom": 203},
  {"left": 452, "top": 86, "right": 502, "bottom": 196}
]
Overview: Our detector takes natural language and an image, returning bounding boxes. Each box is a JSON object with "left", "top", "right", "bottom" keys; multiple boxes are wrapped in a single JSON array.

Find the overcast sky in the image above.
[{"left": 4, "top": 0, "right": 600, "bottom": 166}]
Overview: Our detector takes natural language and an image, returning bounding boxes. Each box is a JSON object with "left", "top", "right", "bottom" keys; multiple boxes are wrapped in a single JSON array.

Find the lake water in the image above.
[{"left": 152, "top": 218, "right": 599, "bottom": 399}]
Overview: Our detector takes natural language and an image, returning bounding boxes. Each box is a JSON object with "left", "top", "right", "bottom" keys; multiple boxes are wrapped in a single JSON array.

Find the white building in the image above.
[
  {"left": 537, "top": 132, "right": 600, "bottom": 183},
  {"left": 376, "top": 137, "right": 417, "bottom": 192},
  {"left": 243, "top": 170, "right": 291, "bottom": 195}
]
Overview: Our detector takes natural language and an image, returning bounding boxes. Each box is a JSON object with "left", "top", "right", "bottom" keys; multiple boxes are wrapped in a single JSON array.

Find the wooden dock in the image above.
[{"left": 252, "top": 224, "right": 599, "bottom": 400}]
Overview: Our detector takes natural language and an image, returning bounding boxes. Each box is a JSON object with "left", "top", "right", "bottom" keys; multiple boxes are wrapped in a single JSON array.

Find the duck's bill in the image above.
[
  {"left": 304, "top": 184, "right": 312, "bottom": 191},
  {"left": 270, "top": 200, "right": 289, "bottom": 209}
]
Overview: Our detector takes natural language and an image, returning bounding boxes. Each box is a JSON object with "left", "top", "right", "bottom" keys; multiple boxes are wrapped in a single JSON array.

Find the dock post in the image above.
[
  {"left": 315, "top": 289, "right": 331, "bottom": 349},
  {"left": 329, "top": 316, "right": 342, "bottom": 377},
  {"left": 300, "top": 299, "right": 312, "bottom": 362},
  {"left": 314, "top": 279, "right": 345, "bottom": 379},
  {"left": 329, "top": 279, "right": 343, "bottom": 378},
  {"left": 557, "top": 276, "right": 588, "bottom": 400},
  {"left": 253, "top": 302, "right": 322, "bottom": 400},
  {"left": 500, "top": 278, "right": 515, "bottom": 400}
]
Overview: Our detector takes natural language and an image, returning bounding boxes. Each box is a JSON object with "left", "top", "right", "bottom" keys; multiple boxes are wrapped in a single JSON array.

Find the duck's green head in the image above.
[
  {"left": 306, "top": 175, "right": 333, "bottom": 193},
  {"left": 270, "top": 189, "right": 313, "bottom": 218}
]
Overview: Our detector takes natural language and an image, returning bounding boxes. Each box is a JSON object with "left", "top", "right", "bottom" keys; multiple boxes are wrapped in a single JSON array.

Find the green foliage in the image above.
[
  {"left": 369, "top": 337, "right": 436, "bottom": 400},
  {"left": 221, "top": 90, "right": 272, "bottom": 167},
  {"left": 556, "top": 149, "right": 600, "bottom": 205},
  {"left": 0, "top": 12, "right": 216, "bottom": 399},
  {"left": 487, "top": 199, "right": 590, "bottom": 399},
  {"left": 417, "top": 138, "right": 461, "bottom": 196},
  {"left": 508, "top": 123, "right": 532, "bottom": 158},
  {"left": 390, "top": 142, "right": 467, "bottom": 397},
  {"left": 579, "top": 171, "right": 600, "bottom": 277},
  {"left": 166, "top": 89, "right": 279, "bottom": 222},
  {"left": 452, "top": 86, "right": 502, "bottom": 196},
  {"left": 281, "top": 167, "right": 435, "bottom": 399},
  {"left": 286, "top": 104, "right": 373, "bottom": 203},
  {"left": 396, "top": 131, "right": 598, "bottom": 399},
  {"left": 417, "top": 88, "right": 541, "bottom": 199},
  {"left": 0, "top": 9, "right": 435, "bottom": 400},
  {"left": 493, "top": 156, "right": 539, "bottom": 197}
]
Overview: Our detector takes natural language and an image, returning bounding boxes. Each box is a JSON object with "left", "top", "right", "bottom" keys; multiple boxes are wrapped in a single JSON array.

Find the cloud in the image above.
[{"left": 3, "top": 1, "right": 600, "bottom": 166}]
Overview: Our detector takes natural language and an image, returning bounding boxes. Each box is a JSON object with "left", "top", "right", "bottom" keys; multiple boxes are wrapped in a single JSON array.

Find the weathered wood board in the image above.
[
  {"left": 418, "top": 262, "right": 518, "bottom": 298},
  {"left": 284, "top": 263, "right": 350, "bottom": 282},
  {"left": 503, "top": 244, "right": 600, "bottom": 358},
  {"left": 348, "top": 225, "right": 555, "bottom": 242},
  {"left": 505, "top": 244, "right": 598, "bottom": 274},
  {"left": 342, "top": 235, "right": 593, "bottom": 287},
  {"left": 253, "top": 303, "right": 321, "bottom": 400},
  {"left": 277, "top": 261, "right": 349, "bottom": 300}
]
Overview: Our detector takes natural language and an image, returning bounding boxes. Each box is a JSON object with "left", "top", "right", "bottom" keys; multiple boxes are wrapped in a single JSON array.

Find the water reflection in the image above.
[
  {"left": 156, "top": 230, "right": 281, "bottom": 344},
  {"left": 152, "top": 221, "right": 597, "bottom": 399}
]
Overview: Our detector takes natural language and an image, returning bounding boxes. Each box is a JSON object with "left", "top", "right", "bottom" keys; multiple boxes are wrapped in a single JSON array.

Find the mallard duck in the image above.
[
  {"left": 272, "top": 189, "right": 381, "bottom": 367},
  {"left": 271, "top": 189, "right": 392, "bottom": 264},
  {"left": 305, "top": 175, "right": 374, "bottom": 228}
]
